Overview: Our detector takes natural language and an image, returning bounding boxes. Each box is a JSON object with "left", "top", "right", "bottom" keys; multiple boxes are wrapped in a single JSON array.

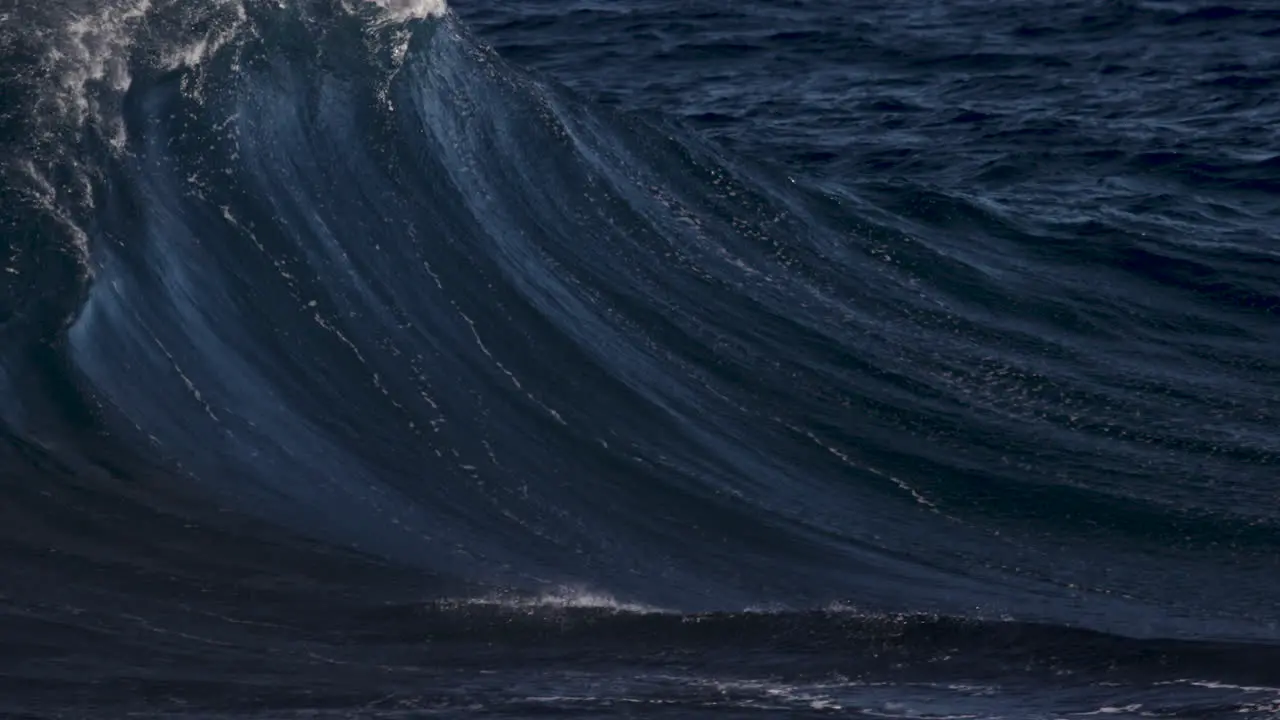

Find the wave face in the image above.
[{"left": 3, "top": 0, "right": 1280, "bottom": 716}]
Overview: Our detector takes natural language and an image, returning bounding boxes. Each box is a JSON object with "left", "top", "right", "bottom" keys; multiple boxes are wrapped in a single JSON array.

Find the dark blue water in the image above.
[{"left": 2, "top": 0, "right": 1279, "bottom": 716}]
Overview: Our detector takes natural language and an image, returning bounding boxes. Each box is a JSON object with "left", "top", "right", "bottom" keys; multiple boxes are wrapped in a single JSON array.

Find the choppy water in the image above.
[{"left": 2, "top": 0, "right": 1278, "bottom": 717}]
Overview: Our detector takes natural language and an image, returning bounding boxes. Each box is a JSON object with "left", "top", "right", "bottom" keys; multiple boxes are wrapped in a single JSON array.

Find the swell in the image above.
[{"left": 1, "top": 0, "right": 1278, "bottom": 668}]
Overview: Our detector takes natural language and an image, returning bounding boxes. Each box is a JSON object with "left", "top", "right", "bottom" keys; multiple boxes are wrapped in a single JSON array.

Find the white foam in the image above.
[
  {"left": 158, "top": 1, "right": 248, "bottom": 73},
  {"left": 443, "top": 586, "right": 672, "bottom": 614},
  {"left": 31, "top": 0, "right": 441, "bottom": 138},
  {"left": 1154, "top": 678, "right": 1280, "bottom": 694},
  {"left": 366, "top": 0, "right": 449, "bottom": 21},
  {"left": 26, "top": 0, "right": 253, "bottom": 149},
  {"left": 43, "top": 0, "right": 155, "bottom": 136}
]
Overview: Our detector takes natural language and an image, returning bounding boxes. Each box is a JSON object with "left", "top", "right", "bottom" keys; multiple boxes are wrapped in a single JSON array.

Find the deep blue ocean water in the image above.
[{"left": 2, "top": 0, "right": 1279, "bottom": 717}]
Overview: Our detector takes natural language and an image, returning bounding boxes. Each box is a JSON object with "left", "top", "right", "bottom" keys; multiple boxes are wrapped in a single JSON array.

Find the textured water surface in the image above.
[{"left": 1, "top": 0, "right": 1278, "bottom": 717}]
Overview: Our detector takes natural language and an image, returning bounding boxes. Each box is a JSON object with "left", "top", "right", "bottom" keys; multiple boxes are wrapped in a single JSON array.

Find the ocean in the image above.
[{"left": 2, "top": 0, "right": 1279, "bottom": 717}]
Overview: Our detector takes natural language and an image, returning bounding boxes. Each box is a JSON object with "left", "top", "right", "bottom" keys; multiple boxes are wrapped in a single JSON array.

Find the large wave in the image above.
[{"left": 3, "top": 2, "right": 1280, "bottom": 714}]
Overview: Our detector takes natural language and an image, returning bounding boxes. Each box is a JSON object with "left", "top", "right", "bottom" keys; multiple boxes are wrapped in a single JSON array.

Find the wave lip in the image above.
[{"left": 366, "top": 0, "right": 448, "bottom": 21}]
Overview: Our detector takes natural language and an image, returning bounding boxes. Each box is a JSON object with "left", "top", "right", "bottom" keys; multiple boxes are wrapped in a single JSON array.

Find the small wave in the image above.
[{"left": 436, "top": 586, "right": 674, "bottom": 614}]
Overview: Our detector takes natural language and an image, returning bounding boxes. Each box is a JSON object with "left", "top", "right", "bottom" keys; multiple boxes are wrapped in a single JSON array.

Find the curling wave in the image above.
[{"left": 2, "top": 0, "right": 1280, "bottom": 716}]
